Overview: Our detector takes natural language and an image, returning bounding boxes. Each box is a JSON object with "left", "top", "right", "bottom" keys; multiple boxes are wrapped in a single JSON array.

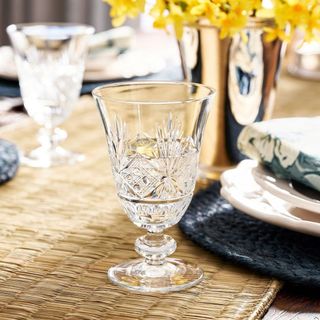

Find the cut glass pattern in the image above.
[{"left": 107, "top": 114, "right": 198, "bottom": 231}]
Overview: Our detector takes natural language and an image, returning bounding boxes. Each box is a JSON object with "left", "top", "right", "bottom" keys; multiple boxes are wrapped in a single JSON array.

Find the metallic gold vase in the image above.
[{"left": 178, "top": 18, "right": 285, "bottom": 180}]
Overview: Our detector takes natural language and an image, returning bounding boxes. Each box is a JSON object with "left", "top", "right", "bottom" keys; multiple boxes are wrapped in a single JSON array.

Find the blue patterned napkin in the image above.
[{"left": 238, "top": 117, "right": 320, "bottom": 192}]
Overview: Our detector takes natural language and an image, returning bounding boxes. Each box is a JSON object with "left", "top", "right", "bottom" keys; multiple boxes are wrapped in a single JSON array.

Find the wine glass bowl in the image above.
[
  {"left": 93, "top": 81, "right": 215, "bottom": 293},
  {"left": 7, "top": 23, "right": 94, "bottom": 168}
]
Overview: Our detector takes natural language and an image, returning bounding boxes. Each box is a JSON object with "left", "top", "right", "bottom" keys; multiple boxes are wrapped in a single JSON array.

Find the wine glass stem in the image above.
[
  {"left": 38, "top": 127, "right": 67, "bottom": 151},
  {"left": 135, "top": 231, "right": 177, "bottom": 265}
]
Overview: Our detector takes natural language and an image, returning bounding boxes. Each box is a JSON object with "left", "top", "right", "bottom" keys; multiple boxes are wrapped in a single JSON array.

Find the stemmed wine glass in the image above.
[
  {"left": 93, "top": 81, "right": 215, "bottom": 293},
  {"left": 7, "top": 23, "right": 94, "bottom": 168}
]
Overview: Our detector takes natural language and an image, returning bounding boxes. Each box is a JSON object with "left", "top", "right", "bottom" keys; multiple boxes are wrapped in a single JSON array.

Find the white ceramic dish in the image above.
[
  {"left": 0, "top": 46, "right": 165, "bottom": 82},
  {"left": 252, "top": 163, "right": 320, "bottom": 214},
  {"left": 220, "top": 160, "right": 320, "bottom": 237},
  {"left": 84, "top": 49, "right": 165, "bottom": 81}
]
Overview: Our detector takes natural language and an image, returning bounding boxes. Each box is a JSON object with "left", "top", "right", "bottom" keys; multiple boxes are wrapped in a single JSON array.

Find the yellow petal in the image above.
[{"left": 112, "top": 15, "right": 126, "bottom": 26}]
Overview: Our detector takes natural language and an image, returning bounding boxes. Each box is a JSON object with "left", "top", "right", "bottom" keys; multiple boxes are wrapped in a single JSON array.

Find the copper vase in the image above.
[{"left": 178, "top": 18, "right": 285, "bottom": 180}]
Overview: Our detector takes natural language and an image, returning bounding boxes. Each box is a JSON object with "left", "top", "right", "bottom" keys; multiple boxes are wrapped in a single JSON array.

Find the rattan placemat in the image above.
[{"left": 0, "top": 96, "right": 281, "bottom": 320}]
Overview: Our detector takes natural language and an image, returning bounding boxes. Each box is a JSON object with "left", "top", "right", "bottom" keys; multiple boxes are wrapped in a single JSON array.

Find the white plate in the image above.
[
  {"left": 0, "top": 46, "right": 165, "bottom": 82},
  {"left": 220, "top": 160, "right": 320, "bottom": 237},
  {"left": 84, "top": 49, "right": 165, "bottom": 81},
  {"left": 252, "top": 163, "right": 320, "bottom": 214}
]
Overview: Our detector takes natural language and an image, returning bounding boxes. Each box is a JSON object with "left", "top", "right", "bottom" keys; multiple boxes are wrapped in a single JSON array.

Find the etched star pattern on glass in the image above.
[{"left": 93, "top": 81, "right": 215, "bottom": 293}]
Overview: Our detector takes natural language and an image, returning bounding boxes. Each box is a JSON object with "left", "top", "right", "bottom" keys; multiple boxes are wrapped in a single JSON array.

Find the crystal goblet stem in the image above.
[{"left": 21, "top": 126, "right": 84, "bottom": 168}]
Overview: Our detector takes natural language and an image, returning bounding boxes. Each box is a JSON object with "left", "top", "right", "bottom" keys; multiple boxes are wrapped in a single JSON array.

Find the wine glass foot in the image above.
[
  {"left": 108, "top": 258, "right": 203, "bottom": 293},
  {"left": 21, "top": 146, "right": 85, "bottom": 168}
]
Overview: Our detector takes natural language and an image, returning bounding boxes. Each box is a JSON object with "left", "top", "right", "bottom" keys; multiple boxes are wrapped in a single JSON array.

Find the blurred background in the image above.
[
  {"left": 0, "top": 0, "right": 182, "bottom": 126},
  {"left": 0, "top": 0, "right": 115, "bottom": 44},
  {"left": 0, "top": 0, "right": 318, "bottom": 117}
]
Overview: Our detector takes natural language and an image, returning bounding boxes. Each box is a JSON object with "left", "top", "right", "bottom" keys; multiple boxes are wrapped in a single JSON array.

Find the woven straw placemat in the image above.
[{"left": 0, "top": 96, "right": 281, "bottom": 320}]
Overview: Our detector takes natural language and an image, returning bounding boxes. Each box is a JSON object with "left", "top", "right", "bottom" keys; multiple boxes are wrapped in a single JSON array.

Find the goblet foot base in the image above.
[
  {"left": 108, "top": 258, "right": 203, "bottom": 293},
  {"left": 21, "top": 146, "right": 85, "bottom": 168}
]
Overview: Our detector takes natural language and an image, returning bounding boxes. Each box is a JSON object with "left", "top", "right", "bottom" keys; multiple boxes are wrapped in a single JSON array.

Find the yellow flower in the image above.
[
  {"left": 151, "top": 0, "right": 198, "bottom": 38},
  {"left": 304, "top": 3, "right": 320, "bottom": 42},
  {"left": 103, "top": 0, "right": 320, "bottom": 42},
  {"left": 217, "top": 0, "right": 251, "bottom": 38},
  {"left": 189, "top": 0, "right": 219, "bottom": 24},
  {"left": 104, "top": 0, "right": 145, "bottom": 26},
  {"left": 271, "top": 0, "right": 320, "bottom": 42},
  {"left": 275, "top": 0, "right": 309, "bottom": 27},
  {"left": 219, "top": 13, "right": 247, "bottom": 38},
  {"left": 252, "top": 0, "right": 263, "bottom": 10},
  {"left": 264, "top": 26, "right": 290, "bottom": 41}
]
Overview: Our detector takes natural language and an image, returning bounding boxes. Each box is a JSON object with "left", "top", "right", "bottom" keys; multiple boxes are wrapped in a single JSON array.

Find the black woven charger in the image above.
[{"left": 179, "top": 182, "right": 320, "bottom": 289}]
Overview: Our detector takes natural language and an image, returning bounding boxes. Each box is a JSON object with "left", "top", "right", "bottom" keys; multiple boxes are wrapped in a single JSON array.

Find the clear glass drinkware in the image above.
[
  {"left": 93, "top": 81, "right": 215, "bottom": 293},
  {"left": 7, "top": 23, "right": 94, "bottom": 168}
]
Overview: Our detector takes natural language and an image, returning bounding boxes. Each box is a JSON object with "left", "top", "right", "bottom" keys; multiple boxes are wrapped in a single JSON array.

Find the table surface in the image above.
[
  {"left": 0, "top": 53, "right": 319, "bottom": 319},
  {"left": 0, "top": 96, "right": 282, "bottom": 319},
  {"left": 262, "top": 71, "right": 320, "bottom": 320}
]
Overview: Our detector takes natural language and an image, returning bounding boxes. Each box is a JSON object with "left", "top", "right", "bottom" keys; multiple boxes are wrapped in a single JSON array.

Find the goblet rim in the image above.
[
  {"left": 92, "top": 81, "right": 216, "bottom": 106},
  {"left": 6, "top": 22, "right": 95, "bottom": 37}
]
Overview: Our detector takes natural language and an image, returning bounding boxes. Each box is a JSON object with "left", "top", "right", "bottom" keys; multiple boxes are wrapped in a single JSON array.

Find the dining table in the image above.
[{"left": 0, "top": 61, "right": 319, "bottom": 318}]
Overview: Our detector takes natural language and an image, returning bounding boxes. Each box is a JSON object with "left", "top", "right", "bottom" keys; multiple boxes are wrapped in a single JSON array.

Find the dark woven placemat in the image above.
[
  {"left": 179, "top": 182, "right": 320, "bottom": 289},
  {"left": 0, "top": 78, "right": 124, "bottom": 97}
]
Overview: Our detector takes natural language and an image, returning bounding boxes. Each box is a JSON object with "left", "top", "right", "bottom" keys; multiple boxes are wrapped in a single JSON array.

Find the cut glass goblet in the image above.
[
  {"left": 93, "top": 81, "right": 215, "bottom": 293},
  {"left": 7, "top": 23, "right": 94, "bottom": 168}
]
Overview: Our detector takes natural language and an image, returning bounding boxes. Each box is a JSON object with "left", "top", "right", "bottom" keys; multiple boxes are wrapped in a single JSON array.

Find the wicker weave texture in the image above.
[{"left": 0, "top": 96, "right": 280, "bottom": 320}]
